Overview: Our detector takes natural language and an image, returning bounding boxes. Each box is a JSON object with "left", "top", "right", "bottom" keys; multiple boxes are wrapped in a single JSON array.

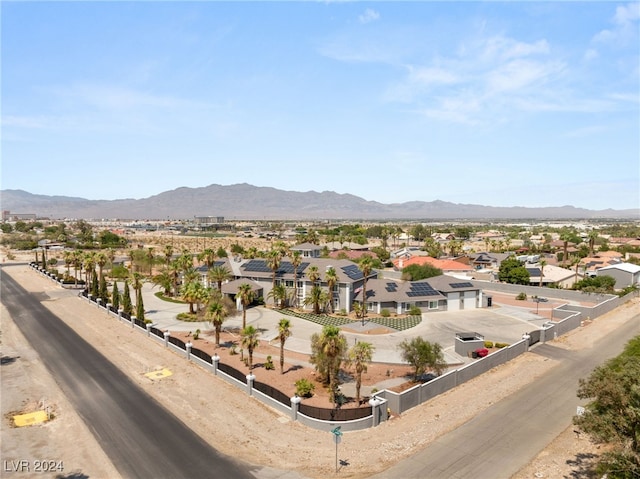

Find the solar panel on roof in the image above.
[
  {"left": 341, "top": 265, "right": 363, "bottom": 280},
  {"left": 385, "top": 282, "right": 397, "bottom": 292},
  {"left": 450, "top": 282, "right": 474, "bottom": 288},
  {"left": 243, "top": 259, "right": 271, "bottom": 272},
  {"left": 407, "top": 282, "right": 439, "bottom": 296}
]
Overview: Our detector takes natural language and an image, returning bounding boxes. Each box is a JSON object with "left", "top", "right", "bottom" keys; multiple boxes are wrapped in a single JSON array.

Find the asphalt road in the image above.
[
  {"left": 372, "top": 310, "right": 640, "bottom": 478},
  {"left": 1, "top": 269, "right": 254, "bottom": 479}
]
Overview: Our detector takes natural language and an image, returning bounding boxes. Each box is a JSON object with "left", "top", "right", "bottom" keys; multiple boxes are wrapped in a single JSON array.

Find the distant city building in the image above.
[
  {"left": 2, "top": 210, "right": 37, "bottom": 221},
  {"left": 193, "top": 216, "right": 225, "bottom": 225}
]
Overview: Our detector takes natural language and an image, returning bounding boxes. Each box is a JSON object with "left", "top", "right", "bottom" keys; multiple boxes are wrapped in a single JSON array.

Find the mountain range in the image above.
[{"left": 1, "top": 184, "right": 638, "bottom": 221}]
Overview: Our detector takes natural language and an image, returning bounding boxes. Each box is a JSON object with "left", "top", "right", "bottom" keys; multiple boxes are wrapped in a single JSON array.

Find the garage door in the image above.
[
  {"left": 448, "top": 292, "right": 460, "bottom": 311},
  {"left": 463, "top": 291, "right": 476, "bottom": 309}
]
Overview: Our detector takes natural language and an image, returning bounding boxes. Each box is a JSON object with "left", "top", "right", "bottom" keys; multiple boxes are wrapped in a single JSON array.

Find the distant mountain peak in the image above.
[{"left": 1, "top": 184, "right": 638, "bottom": 221}]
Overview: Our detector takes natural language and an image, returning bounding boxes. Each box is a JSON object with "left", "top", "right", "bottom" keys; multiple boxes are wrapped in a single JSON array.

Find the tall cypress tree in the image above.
[
  {"left": 91, "top": 267, "right": 99, "bottom": 297},
  {"left": 136, "top": 293, "right": 145, "bottom": 322},
  {"left": 122, "top": 281, "right": 132, "bottom": 315},
  {"left": 112, "top": 281, "right": 120, "bottom": 311},
  {"left": 99, "top": 274, "right": 109, "bottom": 303}
]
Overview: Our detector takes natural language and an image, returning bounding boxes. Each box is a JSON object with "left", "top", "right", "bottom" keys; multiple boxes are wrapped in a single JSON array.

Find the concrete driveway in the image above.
[{"left": 141, "top": 283, "right": 550, "bottom": 365}]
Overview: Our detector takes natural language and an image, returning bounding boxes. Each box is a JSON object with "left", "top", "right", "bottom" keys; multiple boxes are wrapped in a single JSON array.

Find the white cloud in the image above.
[
  {"left": 593, "top": 2, "right": 639, "bottom": 45},
  {"left": 583, "top": 48, "right": 598, "bottom": 61},
  {"left": 485, "top": 59, "right": 564, "bottom": 94},
  {"left": 407, "top": 66, "right": 460, "bottom": 86},
  {"left": 58, "top": 84, "right": 194, "bottom": 111},
  {"left": 358, "top": 8, "right": 380, "bottom": 24}
]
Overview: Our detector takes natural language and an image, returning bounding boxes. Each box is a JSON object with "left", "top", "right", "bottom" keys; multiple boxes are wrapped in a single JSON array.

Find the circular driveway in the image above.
[{"left": 141, "top": 283, "right": 550, "bottom": 365}]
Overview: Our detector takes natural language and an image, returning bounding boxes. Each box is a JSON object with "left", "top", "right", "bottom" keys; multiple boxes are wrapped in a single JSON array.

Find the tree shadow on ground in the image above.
[{"left": 565, "top": 452, "right": 600, "bottom": 479}]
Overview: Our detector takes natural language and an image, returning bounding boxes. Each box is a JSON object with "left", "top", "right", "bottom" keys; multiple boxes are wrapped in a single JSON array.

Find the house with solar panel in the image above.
[
  {"left": 223, "top": 256, "right": 375, "bottom": 314},
  {"left": 355, "top": 276, "right": 482, "bottom": 314}
]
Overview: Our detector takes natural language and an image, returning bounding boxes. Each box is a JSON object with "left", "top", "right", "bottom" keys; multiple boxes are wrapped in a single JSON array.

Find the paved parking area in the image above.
[{"left": 141, "top": 283, "right": 551, "bottom": 364}]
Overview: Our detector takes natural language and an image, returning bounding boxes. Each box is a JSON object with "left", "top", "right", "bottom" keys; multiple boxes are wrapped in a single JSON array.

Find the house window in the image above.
[
  {"left": 429, "top": 301, "right": 438, "bottom": 310},
  {"left": 285, "top": 280, "right": 294, "bottom": 288}
]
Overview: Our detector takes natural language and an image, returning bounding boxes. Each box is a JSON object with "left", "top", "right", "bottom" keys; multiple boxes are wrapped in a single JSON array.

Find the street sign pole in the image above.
[{"left": 331, "top": 426, "right": 343, "bottom": 473}]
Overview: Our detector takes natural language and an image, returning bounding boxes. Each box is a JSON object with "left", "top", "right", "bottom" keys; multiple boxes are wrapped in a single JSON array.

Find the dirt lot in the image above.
[{"left": 2, "top": 252, "right": 639, "bottom": 478}]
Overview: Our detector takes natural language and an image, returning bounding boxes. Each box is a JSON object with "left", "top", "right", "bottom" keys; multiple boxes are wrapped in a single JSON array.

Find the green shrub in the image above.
[
  {"left": 264, "top": 355, "right": 275, "bottom": 370},
  {"left": 484, "top": 341, "right": 494, "bottom": 349},
  {"left": 494, "top": 342, "right": 510, "bottom": 349},
  {"left": 409, "top": 305, "right": 422, "bottom": 315},
  {"left": 516, "top": 292, "right": 527, "bottom": 300},
  {"left": 380, "top": 309, "right": 391, "bottom": 318},
  {"left": 193, "top": 329, "right": 200, "bottom": 340},
  {"left": 177, "top": 312, "right": 200, "bottom": 322},
  {"left": 295, "top": 378, "right": 315, "bottom": 398}
]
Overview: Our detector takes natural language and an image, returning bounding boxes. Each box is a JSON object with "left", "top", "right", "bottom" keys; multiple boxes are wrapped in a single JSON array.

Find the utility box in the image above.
[{"left": 455, "top": 332, "right": 485, "bottom": 357}]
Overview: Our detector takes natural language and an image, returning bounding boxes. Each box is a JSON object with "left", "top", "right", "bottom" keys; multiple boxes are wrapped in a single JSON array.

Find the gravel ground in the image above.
[{"left": 1, "top": 259, "right": 637, "bottom": 479}]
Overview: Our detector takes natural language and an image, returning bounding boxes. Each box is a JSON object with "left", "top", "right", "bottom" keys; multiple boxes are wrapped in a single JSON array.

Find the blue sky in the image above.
[{"left": 2, "top": 1, "right": 639, "bottom": 211}]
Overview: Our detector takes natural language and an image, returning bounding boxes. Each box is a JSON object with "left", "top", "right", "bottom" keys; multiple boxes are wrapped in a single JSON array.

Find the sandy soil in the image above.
[{"left": 2, "top": 257, "right": 638, "bottom": 478}]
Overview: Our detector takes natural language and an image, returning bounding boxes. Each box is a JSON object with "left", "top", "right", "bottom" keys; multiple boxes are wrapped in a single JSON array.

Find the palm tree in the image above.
[
  {"left": 303, "top": 284, "right": 328, "bottom": 314},
  {"left": 325, "top": 266, "right": 338, "bottom": 313},
  {"left": 277, "top": 318, "right": 292, "bottom": 374},
  {"left": 72, "top": 250, "right": 82, "bottom": 285},
  {"left": 572, "top": 256, "right": 582, "bottom": 285},
  {"left": 95, "top": 252, "right": 108, "bottom": 281},
  {"left": 266, "top": 248, "right": 282, "bottom": 304},
  {"left": 560, "top": 231, "right": 573, "bottom": 267},
  {"left": 180, "top": 281, "right": 204, "bottom": 315},
  {"left": 538, "top": 259, "right": 547, "bottom": 287},
  {"left": 163, "top": 244, "right": 174, "bottom": 266},
  {"left": 147, "top": 247, "right": 155, "bottom": 275},
  {"left": 307, "top": 265, "right": 320, "bottom": 284},
  {"left": 83, "top": 252, "right": 96, "bottom": 289},
  {"left": 130, "top": 272, "right": 145, "bottom": 320},
  {"left": 310, "top": 325, "right": 347, "bottom": 404},
  {"left": 241, "top": 325, "right": 260, "bottom": 371},
  {"left": 359, "top": 257, "right": 374, "bottom": 323},
  {"left": 237, "top": 283, "right": 255, "bottom": 329},
  {"left": 267, "top": 283, "right": 288, "bottom": 309},
  {"left": 205, "top": 299, "right": 228, "bottom": 346},
  {"left": 588, "top": 230, "right": 599, "bottom": 256},
  {"left": 346, "top": 341, "right": 375, "bottom": 405},
  {"left": 208, "top": 264, "right": 231, "bottom": 290},
  {"left": 152, "top": 268, "right": 173, "bottom": 296},
  {"left": 63, "top": 251, "right": 73, "bottom": 277},
  {"left": 127, "top": 248, "right": 136, "bottom": 273},
  {"left": 198, "top": 248, "right": 216, "bottom": 269},
  {"left": 106, "top": 248, "right": 116, "bottom": 275},
  {"left": 291, "top": 251, "right": 302, "bottom": 308}
]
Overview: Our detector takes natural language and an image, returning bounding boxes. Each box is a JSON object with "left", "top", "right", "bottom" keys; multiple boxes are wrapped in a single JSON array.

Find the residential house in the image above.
[
  {"left": 596, "top": 263, "right": 640, "bottom": 289},
  {"left": 290, "top": 242, "right": 322, "bottom": 258},
  {"left": 232, "top": 256, "right": 375, "bottom": 314},
  {"left": 526, "top": 264, "right": 578, "bottom": 289},
  {"left": 392, "top": 256, "right": 474, "bottom": 276},
  {"left": 356, "top": 275, "right": 482, "bottom": 314}
]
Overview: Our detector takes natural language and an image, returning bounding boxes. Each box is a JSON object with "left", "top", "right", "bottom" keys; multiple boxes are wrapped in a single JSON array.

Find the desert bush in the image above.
[
  {"left": 409, "top": 305, "right": 422, "bottom": 316},
  {"left": 380, "top": 309, "right": 391, "bottom": 318},
  {"left": 484, "top": 341, "right": 494, "bottom": 349},
  {"left": 295, "top": 378, "right": 315, "bottom": 398},
  {"left": 494, "top": 342, "right": 510, "bottom": 349},
  {"left": 516, "top": 292, "right": 527, "bottom": 300},
  {"left": 264, "top": 355, "right": 275, "bottom": 370}
]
